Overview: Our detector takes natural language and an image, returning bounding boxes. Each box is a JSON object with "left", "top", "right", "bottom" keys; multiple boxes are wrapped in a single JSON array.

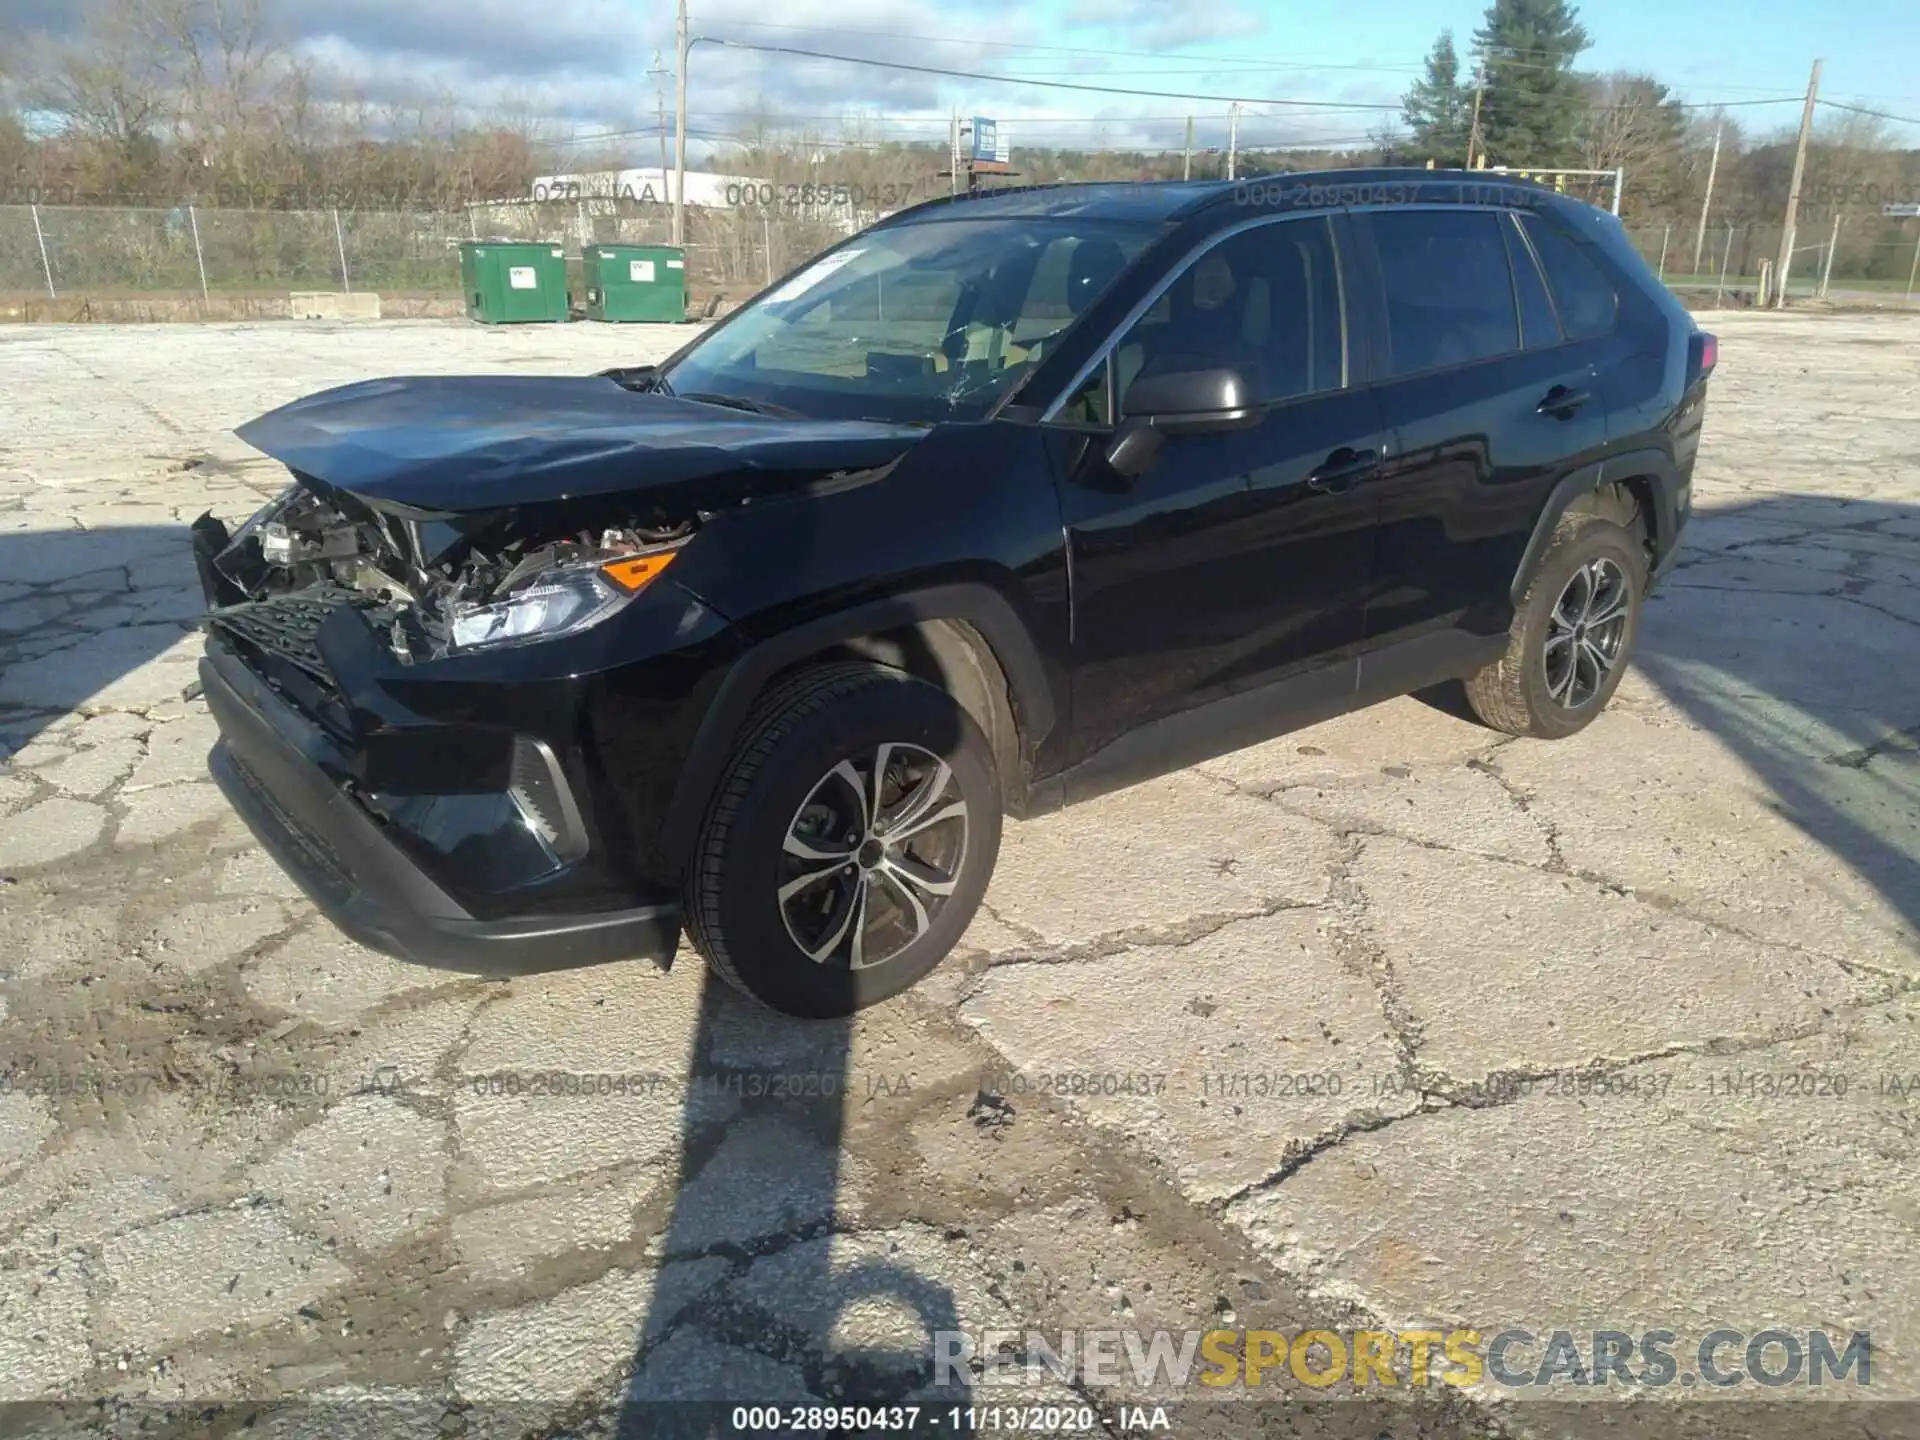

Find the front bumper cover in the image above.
[{"left": 201, "top": 643, "right": 679, "bottom": 974}]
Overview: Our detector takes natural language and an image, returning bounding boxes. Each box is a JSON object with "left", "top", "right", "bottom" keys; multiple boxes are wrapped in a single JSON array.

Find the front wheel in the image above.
[
  {"left": 684, "top": 663, "right": 1002, "bottom": 1017},
  {"left": 1464, "top": 513, "right": 1647, "bottom": 739}
]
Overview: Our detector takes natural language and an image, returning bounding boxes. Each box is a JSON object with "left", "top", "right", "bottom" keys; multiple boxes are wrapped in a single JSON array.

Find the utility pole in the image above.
[
  {"left": 1226, "top": 103, "right": 1239, "bottom": 181},
  {"left": 1820, "top": 212, "right": 1840, "bottom": 297},
  {"left": 1466, "top": 59, "right": 1487, "bottom": 169},
  {"left": 1773, "top": 57, "right": 1821, "bottom": 309},
  {"left": 672, "top": 0, "right": 689, "bottom": 248},
  {"left": 1692, "top": 124, "right": 1721, "bottom": 273},
  {"left": 649, "top": 52, "right": 670, "bottom": 178},
  {"left": 949, "top": 111, "right": 960, "bottom": 196},
  {"left": 1183, "top": 116, "right": 1193, "bottom": 181}
]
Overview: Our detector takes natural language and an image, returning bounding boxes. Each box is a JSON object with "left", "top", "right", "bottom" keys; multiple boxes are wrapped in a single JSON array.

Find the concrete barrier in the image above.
[{"left": 289, "top": 292, "right": 383, "bottom": 320}]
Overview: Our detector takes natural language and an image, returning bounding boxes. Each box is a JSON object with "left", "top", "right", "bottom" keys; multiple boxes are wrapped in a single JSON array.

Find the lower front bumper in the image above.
[{"left": 202, "top": 651, "right": 679, "bottom": 975}]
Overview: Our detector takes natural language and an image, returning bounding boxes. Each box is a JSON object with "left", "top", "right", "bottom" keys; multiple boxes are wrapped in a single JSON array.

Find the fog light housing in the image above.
[{"left": 508, "top": 735, "right": 588, "bottom": 863}]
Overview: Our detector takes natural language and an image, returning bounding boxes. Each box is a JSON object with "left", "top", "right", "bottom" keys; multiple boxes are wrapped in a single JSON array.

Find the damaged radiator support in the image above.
[{"left": 194, "top": 475, "right": 697, "bottom": 670}]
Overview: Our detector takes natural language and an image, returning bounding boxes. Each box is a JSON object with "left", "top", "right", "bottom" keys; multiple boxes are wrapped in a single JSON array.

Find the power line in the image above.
[
  {"left": 1816, "top": 98, "right": 1920, "bottom": 126},
  {"left": 701, "top": 19, "right": 1431, "bottom": 71},
  {"left": 697, "top": 37, "right": 1805, "bottom": 114},
  {"left": 705, "top": 15, "right": 1920, "bottom": 110},
  {"left": 694, "top": 36, "right": 1409, "bottom": 110}
]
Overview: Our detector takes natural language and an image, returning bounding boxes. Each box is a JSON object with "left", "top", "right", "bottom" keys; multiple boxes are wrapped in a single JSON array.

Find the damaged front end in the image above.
[
  {"left": 189, "top": 475, "right": 724, "bottom": 974},
  {"left": 191, "top": 478, "right": 694, "bottom": 671}
]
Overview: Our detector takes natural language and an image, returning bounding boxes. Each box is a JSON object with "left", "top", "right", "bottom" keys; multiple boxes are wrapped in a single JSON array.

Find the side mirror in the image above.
[
  {"left": 1121, "top": 366, "right": 1263, "bottom": 435},
  {"left": 1101, "top": 366, "right": 1263, "bottom": 480},
  {"left": 1102, "top": 418, "right": 1163, "bottom": 480}
]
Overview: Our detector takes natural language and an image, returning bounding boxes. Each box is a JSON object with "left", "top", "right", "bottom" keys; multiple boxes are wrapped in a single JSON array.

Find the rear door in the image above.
[
  {"left": 1047, "top": 212, "right": 1387, "bottom": 762},
  {"left": 1351, "top": 205, "right": 1611, "bottom": 651}
]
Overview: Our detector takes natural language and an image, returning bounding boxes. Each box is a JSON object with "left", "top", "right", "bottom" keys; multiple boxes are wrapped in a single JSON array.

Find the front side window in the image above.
[
  {"left": 1369, "top": 209, "right": 1520, "bottom": 376},
  {"left": 1056, "top": 358, "right": 1111, "bottom": 427},
  {"left": 663, "top": 218, "right": 1155, "bottom": 423},
  {"left": 1113, "top": 217, "right": 1345, "bottom": 416}
]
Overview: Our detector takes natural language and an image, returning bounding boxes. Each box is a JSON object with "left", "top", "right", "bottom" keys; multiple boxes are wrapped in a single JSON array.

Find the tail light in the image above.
[{"left": 1689, "top": 331, "right": 1717, "bottom": 383}]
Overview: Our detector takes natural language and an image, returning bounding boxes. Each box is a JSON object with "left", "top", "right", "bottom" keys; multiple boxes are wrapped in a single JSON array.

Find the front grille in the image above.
[{"left": 207, "top": 587, "right": 374, "bottom": 689}]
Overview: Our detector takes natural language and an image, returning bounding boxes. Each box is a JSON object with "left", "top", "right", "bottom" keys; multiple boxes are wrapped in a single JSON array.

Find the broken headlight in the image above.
[{"left": 447, "top": 551, "right": 678, "bottom": 653}]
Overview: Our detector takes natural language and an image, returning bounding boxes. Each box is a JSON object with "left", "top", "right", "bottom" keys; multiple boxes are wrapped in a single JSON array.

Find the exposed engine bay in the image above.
[{"left": 193, "top": 476, "right": 694, "bottom": 669}]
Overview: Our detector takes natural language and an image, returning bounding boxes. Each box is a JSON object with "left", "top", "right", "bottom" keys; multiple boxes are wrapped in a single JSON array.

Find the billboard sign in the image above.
[{"left": 970, "top": 118, "right": 1011, "bottom": 164}]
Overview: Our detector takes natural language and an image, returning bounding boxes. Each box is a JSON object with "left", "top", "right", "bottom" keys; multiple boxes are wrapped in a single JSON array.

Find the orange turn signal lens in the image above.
[{"left": 599, "top": 551, "right": 678, "bottom": 592}]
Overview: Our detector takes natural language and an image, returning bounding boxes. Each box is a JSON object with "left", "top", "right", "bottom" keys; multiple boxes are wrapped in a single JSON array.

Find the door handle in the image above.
[
  {"left": 1537, "top": 385, "right": 1591, "bottom": 418},
  {"left": 1306, "top": 447, "right": 1378, "bottom": 495}
]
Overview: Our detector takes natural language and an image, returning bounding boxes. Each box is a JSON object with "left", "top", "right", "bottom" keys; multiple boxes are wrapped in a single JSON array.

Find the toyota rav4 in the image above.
[{"left": 193, "top": 170, "right": 1714, "bottom": 1016}]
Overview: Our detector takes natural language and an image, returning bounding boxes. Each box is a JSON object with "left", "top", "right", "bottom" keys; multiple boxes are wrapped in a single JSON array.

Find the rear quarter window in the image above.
[{"left": 1519, "top": 212, "right": 1619, "bottom": 340}]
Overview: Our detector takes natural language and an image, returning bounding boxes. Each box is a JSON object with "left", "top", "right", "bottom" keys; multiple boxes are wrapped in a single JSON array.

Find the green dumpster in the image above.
[
  {"left": 583, "top": 244, "right": 687, "bottom": 322},
  {"left": 460, "top": 241, "right": 569, "bottom": 323}
]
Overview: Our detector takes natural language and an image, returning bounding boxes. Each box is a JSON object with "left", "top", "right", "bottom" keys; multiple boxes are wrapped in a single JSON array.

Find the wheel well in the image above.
[
  {"left": 766, "top": 620, "right": 1026, "bottom": 806},
  {"left": 1570, "top": 477, "right": 1657, "bottom": 561}
]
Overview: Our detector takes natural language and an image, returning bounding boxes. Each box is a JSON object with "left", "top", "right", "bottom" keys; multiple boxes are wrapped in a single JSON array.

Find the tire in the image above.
[
  {"left": 1463, "top": 512, "right": 1647, "bottom": 739},
  {"left": 683, "top": 662, "right": 1002, "bottom": 1017}
]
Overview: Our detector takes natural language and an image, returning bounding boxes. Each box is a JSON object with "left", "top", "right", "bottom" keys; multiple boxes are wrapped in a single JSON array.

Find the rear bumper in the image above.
[
  {"left": 201, "top": 648, "right": 679, "bottom": 975},
  {"left": 1650, "top": 511, "right": 1689, "bottom": 590}
]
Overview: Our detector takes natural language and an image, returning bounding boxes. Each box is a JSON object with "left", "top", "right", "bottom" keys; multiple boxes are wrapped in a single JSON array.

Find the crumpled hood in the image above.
[{"left": 235, "top": 375, "right": 927, "bottom": 513}]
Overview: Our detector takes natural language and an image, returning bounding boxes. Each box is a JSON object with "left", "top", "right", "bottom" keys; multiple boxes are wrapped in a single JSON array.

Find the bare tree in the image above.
[
  {"left": 1576, "top": 71, "right": 1687, "bottom": 215},
  {"left": 151, "top": 0, "right": 282, "bottom": 201},
  {"left": 22, "top": 0, "right": 175, "bottom": 193}
]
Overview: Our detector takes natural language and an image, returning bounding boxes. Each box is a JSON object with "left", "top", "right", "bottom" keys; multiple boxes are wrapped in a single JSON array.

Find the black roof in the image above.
[
  {"left": 877, "top": 168, "right": 1573, "bottom": 228},
  {"left": 873, "top": 180, "right": 1226, "bottom": 225}
]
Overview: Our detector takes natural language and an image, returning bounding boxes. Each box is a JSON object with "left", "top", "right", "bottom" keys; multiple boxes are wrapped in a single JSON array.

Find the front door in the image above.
[{"left": 1049, "top": 213, "right": 1386, "bottom": 764}]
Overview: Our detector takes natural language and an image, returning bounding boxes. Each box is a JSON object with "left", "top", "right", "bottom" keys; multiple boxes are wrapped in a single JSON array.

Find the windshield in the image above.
[{"left": 662, "top": 216, "right": 1158, "bottom": 423}]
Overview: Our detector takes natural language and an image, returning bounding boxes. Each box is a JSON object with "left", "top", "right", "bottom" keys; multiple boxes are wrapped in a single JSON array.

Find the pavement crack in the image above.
[
  {"left": 1466, "top": 752, "right": 1567, "bottom": 870},
  {"left": 1215, "top": 1105, "right": 1421, "bottom": 1206},
  {"left": 1824, "top": 723, "right": 1920, "bottom": 769},
  {"left": 976, "top": 899, "right": 1327, "bottom": 975}
]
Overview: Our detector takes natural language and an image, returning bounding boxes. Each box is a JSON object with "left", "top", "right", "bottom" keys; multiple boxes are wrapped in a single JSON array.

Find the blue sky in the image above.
[
  {"left": 9, "top": 0, "right": 1918, "bottom": 157},
  {"left": 592, "top": 0, "right": 1920, "bottom": 158}
]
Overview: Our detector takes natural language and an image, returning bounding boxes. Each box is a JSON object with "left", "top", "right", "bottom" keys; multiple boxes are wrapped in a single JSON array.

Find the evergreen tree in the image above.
[
  {"left": 1402, "top": 30, "right": 1472, "bottom": 168},
  {"left": 1473, "top": 0, "right": 1591, "bottom": 167}
]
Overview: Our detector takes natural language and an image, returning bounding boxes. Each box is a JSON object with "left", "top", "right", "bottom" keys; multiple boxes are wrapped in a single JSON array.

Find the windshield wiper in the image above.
[{"left": 681, "top": 391, "right": 806, "bottom": 419}]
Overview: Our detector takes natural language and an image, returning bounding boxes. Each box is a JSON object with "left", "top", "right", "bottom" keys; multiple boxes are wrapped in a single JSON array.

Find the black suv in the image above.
[{"left": 194, "top": 169, "right": 1714, "bottom": 1016}]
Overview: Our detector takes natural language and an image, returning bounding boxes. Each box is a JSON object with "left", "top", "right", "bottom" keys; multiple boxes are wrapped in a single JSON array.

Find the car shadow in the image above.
[
  {"left": 1630, "top": 494, "right": 1919, "bottom": 942},
  {"left": 0, "top": 523, "right": 207, "bottom": 757},
  {"left": 613, "top": 487, "right": 976, "bottom": 1435},
  {"left": 614, "top": 974, "right": 972, "bottom": 1437},
  {"left": 1417, "top": 493, "right": 1919, "bottom": 944}
]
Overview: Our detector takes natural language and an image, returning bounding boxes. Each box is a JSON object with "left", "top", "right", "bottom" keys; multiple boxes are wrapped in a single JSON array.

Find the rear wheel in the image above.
[
  {"left": 684, "top": 663, "right": 1001, "bottom": 1017},
  {"left": 1464, "top": 513, "right": 1646, "bottom": 739}
]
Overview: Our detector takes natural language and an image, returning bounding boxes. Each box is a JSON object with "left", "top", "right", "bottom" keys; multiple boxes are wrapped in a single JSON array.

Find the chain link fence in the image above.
[
  {"left": 1622, "top": 221, "right": 1920, "bottom": 305},
  {"left": 0, "top": 200, "right": 863, "bottom": 320},
  {"left": 6, "top": 201, "right": 1918, "bottom": 321}
]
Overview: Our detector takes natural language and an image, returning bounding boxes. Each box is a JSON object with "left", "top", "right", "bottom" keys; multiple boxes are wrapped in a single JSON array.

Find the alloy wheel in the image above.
[
  {"left": 778, "top": 743, "right": 970, "bottom": 969},
  {"left": 1543, "top": 556, "right": 1631, "bottom": 709}
]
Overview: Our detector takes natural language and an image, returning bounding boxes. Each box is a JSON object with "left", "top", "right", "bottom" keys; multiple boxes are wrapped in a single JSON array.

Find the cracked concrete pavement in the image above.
[{"left": 0, "top": 314, "right": 1915, "bottom": 1436}]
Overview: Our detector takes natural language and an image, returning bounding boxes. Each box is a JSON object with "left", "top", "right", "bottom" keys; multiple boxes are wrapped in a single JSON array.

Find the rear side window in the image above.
[
  {"left": 1519, "top": 213, "right": 1618, "bottom": 339},
  {"left": 1368, "top": 210, "right": 1519, "bottom": 376},
  {"left": 1502, "top": 213, "right": 1562, "bottom": 349}
]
